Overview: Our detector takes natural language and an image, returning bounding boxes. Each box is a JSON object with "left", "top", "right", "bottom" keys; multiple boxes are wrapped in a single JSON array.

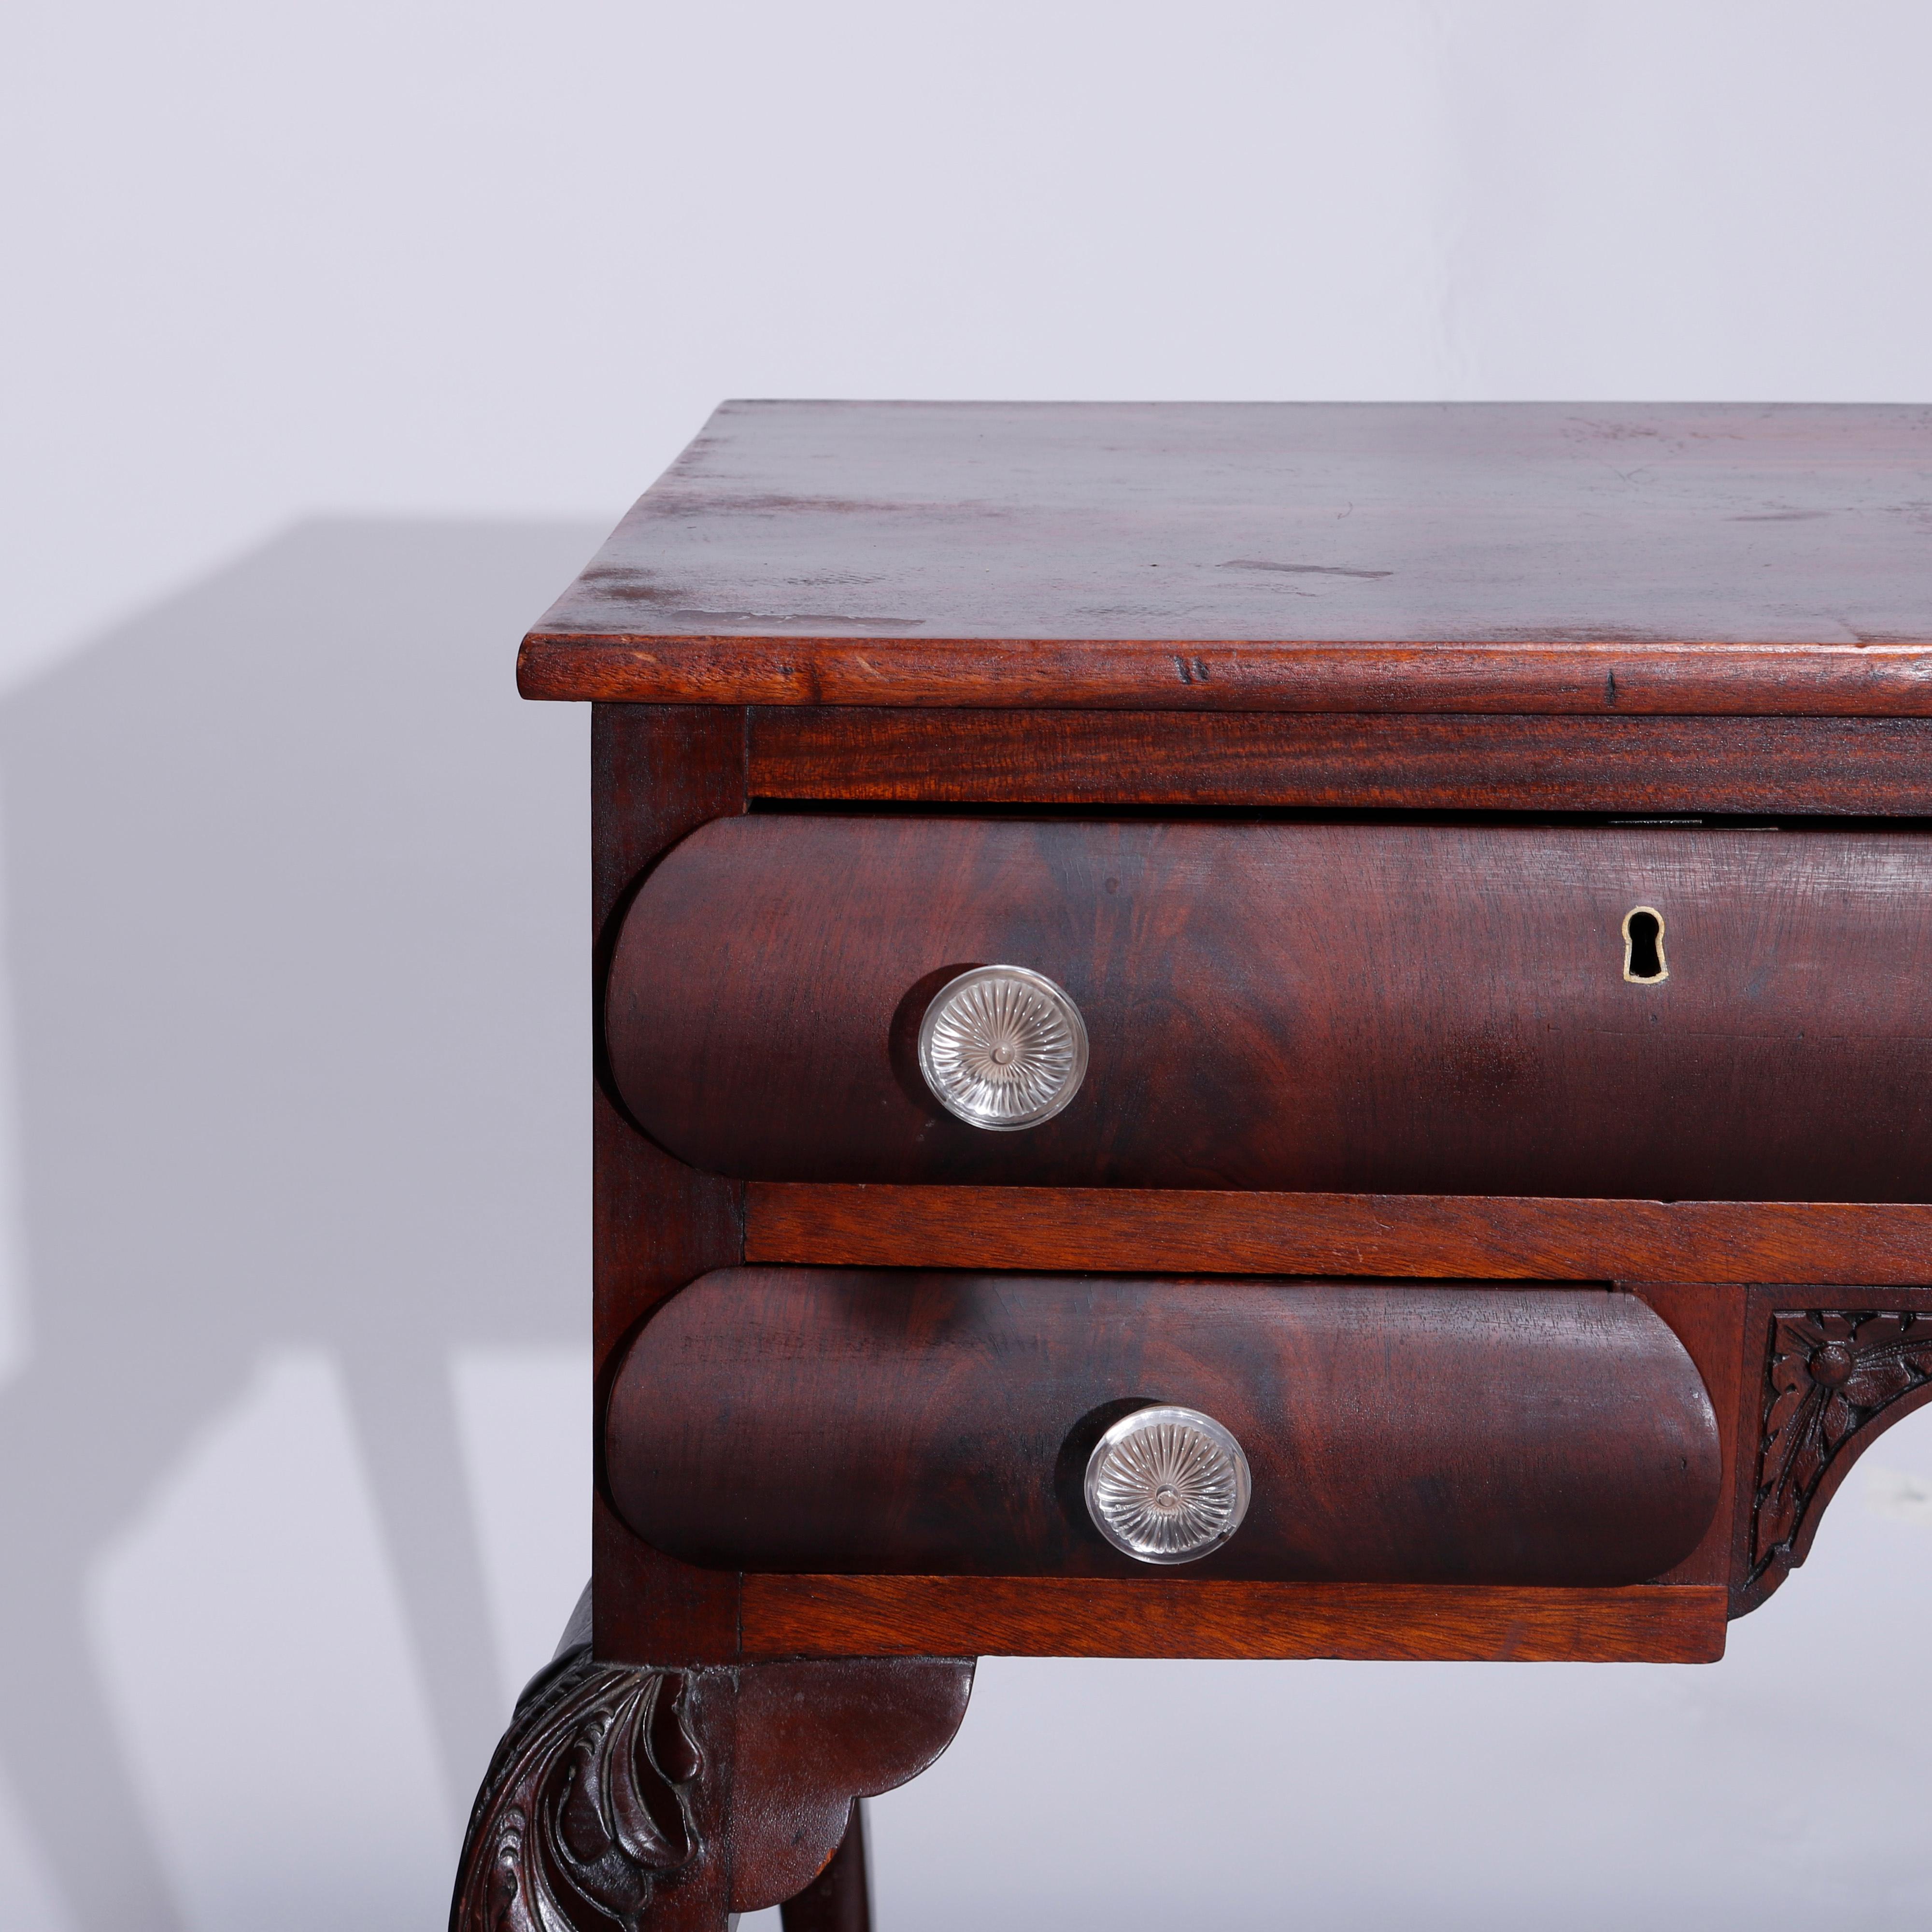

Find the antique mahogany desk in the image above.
[{"left": 452, "top": 401, "right": 1932, "bottom": 1930}]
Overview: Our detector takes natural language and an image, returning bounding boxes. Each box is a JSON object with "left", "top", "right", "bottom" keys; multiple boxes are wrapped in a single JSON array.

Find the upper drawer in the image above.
[{"left": 606, "top": 815, "right": 1932, "bottom": 1199}]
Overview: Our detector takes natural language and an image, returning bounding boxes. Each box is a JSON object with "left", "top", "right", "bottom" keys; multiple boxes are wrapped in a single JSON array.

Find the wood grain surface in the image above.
[
  {"left": 521, "top": 402, "right": 1932, "bottom": 711},
  {"left": 747, "top": 1184, "right": 1932, "bottom": 1284},
  {"left": 605, "top": 1270, "right": 1719, "bottom": 1585},
  {"left": 608, "top": 814, "right": 1932, "bottom": 1202},
  {"left": 751, "top": 708, "right": 1932, "bottom": 813},
  {"left": 738, "top": 1575, "right": 1728, "bottom": 1664},
  {"left": 727, "top": 1659, "right": 972, "bottom": 1914},
  {"left": 589, "top": 705, "right": 751, "bottom": 1667},
  {"left": 1630, "top": 1282, "right": 1746, "bottom": 1589},
  {"left": 775, "top": 1805, "right": 870, "bottom": 1932}
]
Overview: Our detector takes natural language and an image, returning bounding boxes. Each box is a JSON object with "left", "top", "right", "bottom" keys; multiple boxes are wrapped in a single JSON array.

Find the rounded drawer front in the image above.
[
  {"left": 603, "top": 814, "right": 1932, "bottom": 1200},
  {"left": 603, "top": 1270, "right": 1722, "bottom": 1585}
]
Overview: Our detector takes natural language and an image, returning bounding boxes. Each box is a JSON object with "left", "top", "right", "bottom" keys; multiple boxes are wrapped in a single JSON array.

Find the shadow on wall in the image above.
[{"left": 0, "top": 521, "right": 602, "bottom": 1932}]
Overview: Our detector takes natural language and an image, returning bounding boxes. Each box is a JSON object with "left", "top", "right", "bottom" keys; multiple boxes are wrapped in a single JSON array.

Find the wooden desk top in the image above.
[{"left": 520, "top": 400, "right": 1932, "bottom": 713}]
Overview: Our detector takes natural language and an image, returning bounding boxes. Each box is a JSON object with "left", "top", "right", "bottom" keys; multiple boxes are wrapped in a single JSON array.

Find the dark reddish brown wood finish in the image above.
[
  {"left": 751, "top": 709, "right": 1932, "bottom": 814},
  {"left": 726, "top": 1660, "right": 971, "bottom": 1912},
  {"left": 1632, "top": 1282, "right": 1747, "bottom": 1589},
  {"left": 606, "top": 1270, "right": 1719, "bottom": 1586},
  {"left": 1730, "top": 1285, "right": 1932, "bottom": 1615},
  {"left": 779, "top": 1805, "right": 871, "bottom": 1932},
  {"left": 451, "top": 1638, "right": 969, "bottom": 1930},
  {"left": 746, "top": 1184, "right": 1932, "bottom": 1285},
  {"left": 589, "top": 704, "right": 748, "bottom": 1668},
  {"left": 520, "top": 402, "right": 1932, "bottom": 713},
  {"left": 476, "top": 404, "right": 1932, "bottom": 1931},
  {"left": 608, "top": 814, "right": 1932, "bottom": 1202},
  {"left": 528, "top": 636, "right": 1932, "bottom": 717},
  {"left": 739, "top": 1576, "right": 1729, "bottom": 1664}
]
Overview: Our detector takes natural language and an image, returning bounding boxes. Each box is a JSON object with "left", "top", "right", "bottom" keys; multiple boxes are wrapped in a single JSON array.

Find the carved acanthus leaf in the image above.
[
  {"left": 453, "top": 1655, "right": 700, "bottom": 1932},
  {"left": 1753, "top": 1309, "right": 1932, "bottom": 1584}
]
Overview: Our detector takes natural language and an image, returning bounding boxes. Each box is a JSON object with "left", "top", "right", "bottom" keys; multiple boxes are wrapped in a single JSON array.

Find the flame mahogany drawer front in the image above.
[
  {"left": 606, "top": 813, "right": 1932, "bottom": 1200},
  {"left": 603, "top": 1269, "right": 1721, "bottom": 1585}
]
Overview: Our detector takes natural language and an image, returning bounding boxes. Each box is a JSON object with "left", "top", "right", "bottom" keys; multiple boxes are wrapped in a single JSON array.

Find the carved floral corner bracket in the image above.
[
  {"left": 1751, "top": 1309, "right": 1932, "bottom": 1589},
  {"left": 453, "top": 1654, "right": 701, "bottom": 1932}
]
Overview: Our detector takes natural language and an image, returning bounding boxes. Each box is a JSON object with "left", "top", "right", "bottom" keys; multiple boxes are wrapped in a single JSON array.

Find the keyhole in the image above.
[{"left": 1622, "top": 906, "right": 1667, "bottom": 983}]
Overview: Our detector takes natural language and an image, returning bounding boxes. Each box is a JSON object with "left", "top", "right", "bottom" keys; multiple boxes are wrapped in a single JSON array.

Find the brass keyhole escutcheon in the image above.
[{"left": 1623, "top": 906, "right": 1667, "bottom": 983}]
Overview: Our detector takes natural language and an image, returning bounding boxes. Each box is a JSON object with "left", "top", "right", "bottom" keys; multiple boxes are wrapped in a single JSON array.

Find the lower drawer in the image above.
[{"left": 603, "top": 1270, "right": 1721, "bottom": 1585}]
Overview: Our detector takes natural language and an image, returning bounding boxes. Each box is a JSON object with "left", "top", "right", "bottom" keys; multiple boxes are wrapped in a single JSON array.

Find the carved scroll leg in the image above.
[
  {"left": 450, "top": 1641, "right": 711, "bottom": 1930},
  {"left": 778, "top": 1802, "right": 870, "bottom": 1932},
  {"left": 452, "top": 1588, "right": 972, "bottom": 1931}
]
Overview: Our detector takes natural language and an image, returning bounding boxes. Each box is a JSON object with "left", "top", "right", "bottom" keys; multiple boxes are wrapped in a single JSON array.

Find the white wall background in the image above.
[{"left": 2, "top": 3, "right": 1930, "bottom": 1927}]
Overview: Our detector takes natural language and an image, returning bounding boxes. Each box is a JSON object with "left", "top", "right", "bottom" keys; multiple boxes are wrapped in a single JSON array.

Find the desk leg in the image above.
[
  {"left": 450, "top": 1636, "right": 971, "bottom": 1930},
  {"left": 779, "top": 1803, "right": 871, "bottom": 1932}
]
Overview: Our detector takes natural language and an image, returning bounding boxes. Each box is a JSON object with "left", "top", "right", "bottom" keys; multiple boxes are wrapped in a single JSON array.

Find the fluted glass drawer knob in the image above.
[
  {"left": 917, "top": 965, "right": 1088, "bottom": 1130},
  {"left": 1084, "top": 1406, "right": 1252, "bottom": 1564}
]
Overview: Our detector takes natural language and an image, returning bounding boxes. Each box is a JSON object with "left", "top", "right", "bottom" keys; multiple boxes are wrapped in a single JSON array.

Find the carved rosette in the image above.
[
  {"left": 452, "top": 1655, "right": 701, "bottom": 1932},
  {"left": 1753, "top": 1310, "right": 1932, "bottom": 1586}
]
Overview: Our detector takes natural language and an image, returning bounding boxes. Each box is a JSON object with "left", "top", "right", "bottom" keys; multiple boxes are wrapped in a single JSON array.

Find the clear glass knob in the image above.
[
  {"left": 1084, "top": 1406, "right": 1252, "bottom": 1564},
  {"left": 916, "top": 966, "right": 1088, "bottom": 1131}
]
